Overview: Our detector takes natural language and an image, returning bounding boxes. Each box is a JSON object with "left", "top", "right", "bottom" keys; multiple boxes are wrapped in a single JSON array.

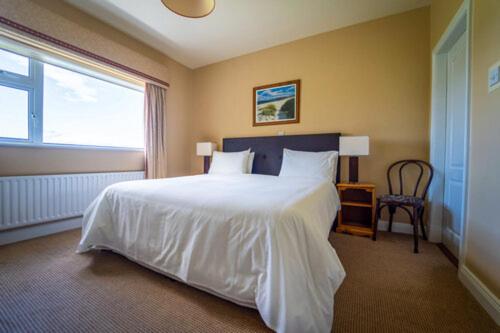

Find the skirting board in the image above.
[
  {"left": 377, "top": 219, "right": 425, "bottom": 237},
  {"left": 0, "top": 216, "right": 82, "bottom": 246},
  {"left": 458, "top": 265, "right": 500, "bottom": 325}
]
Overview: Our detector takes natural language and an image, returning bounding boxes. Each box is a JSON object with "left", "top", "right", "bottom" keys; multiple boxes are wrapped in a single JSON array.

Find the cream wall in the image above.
[
  {"left": 431, "top": 0, "right": 500, "bottom": 298},
  {"left": 191, "top": 8, "right": 430, "bottom": 208},
  {"left": 466, "top": 0, "right": 500, "bottom": 298},
  {"left": 0, "top": 0, "right": 193, "bottom": 177}
]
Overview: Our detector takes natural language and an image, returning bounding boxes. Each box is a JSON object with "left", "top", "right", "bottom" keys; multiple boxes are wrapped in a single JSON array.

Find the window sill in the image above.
[{"left": 0, "top": 141, "right": 144, "bottom": 152}]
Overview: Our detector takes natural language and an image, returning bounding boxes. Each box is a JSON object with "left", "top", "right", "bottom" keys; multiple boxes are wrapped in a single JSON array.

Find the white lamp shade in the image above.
[
  {"left": 196, "top": 142, "right": 217, "bottom": 156},
  {"left": 339, "top": 136, "right": 369, "bottom": 156}
]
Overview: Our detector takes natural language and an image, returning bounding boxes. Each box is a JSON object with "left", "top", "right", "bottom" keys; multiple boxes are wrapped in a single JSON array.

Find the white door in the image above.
[{"left": 442, "top": 32, "right": 467, "bottom": 258}]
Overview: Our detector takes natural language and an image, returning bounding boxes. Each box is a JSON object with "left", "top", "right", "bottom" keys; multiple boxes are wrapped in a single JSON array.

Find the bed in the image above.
[{"left": 77, "top": 133, "right": 346, "bottom": 333}]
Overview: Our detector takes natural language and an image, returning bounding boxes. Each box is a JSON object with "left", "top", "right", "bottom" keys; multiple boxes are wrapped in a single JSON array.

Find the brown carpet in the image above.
[{"left": 0, "top": 230, "right": 497, "bottom": 333}]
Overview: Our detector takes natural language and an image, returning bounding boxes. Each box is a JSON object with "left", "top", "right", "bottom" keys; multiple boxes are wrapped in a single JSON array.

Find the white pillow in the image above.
[
  {"left": 208, "top": 150, "right": 250, "bottom": 175},
  {"left": 247, "top": 152, "right": 255, "bottom": 173},
  {"left": 278, "top": 149, "right": 339, "bottom": 182}
]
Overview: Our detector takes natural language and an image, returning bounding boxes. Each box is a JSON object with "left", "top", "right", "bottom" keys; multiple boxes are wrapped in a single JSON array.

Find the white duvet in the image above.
[{"left": 77, "top": 174, "right": 345, "bottom": 333}]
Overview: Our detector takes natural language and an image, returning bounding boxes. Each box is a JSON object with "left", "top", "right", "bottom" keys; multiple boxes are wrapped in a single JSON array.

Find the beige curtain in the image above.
[{"left": 144, "top": 83, "right": 168, "bottom": 179}]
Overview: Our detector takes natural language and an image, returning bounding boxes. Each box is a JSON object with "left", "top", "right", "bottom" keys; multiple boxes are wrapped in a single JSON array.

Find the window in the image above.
[
  {"left": 0, "top": 85, "right": 29, "bottom": 139},
  {"left": 43, "top": 64, "right": 144, "bottom": 148},
  {"left": 0, "top": 48, "right": 29, "bottom": 76},
  {"left": 0, "top": 46, "right": 144, "bottom": 149}
]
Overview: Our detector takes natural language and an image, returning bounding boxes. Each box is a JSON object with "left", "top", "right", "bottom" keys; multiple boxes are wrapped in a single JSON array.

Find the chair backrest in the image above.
[{"left": 387, "top": 160, "right": 434, "bottom": 200}]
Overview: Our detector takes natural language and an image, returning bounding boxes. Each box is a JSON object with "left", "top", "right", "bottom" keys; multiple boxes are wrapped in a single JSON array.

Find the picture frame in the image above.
[{"left": 253, "top": 79, "right": 300, "bottom": 126}]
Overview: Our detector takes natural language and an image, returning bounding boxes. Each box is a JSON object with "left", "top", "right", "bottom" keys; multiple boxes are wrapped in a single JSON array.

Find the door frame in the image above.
[{"left": 428, "top": 0, "right": 471, "bottom": 266}]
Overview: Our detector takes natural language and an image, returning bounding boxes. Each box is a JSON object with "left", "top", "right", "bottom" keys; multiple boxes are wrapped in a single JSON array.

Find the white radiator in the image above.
[{"left": 0, "top": 171, "right": 144, "bottom": 231}]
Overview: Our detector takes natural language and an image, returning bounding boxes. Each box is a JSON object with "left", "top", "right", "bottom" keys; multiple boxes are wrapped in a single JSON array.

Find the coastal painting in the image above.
[{"left": 253, "top": 80, "right": 300, "bottom": 126}]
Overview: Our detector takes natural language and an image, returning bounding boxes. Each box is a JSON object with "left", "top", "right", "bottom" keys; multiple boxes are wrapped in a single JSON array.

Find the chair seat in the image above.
[{"left": 379, "top": 194, "right": 424, "bottom": 207}]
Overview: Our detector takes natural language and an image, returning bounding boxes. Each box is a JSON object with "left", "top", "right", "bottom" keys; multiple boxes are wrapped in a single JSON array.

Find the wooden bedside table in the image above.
[{"left": 336, "top": 183, "right": 376, "bottom": 239}]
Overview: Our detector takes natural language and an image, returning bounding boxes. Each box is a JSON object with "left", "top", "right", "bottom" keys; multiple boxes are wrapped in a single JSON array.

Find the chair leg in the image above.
[
  {"left": 373, "top": 199, "right": 380, "bottom": 241},
  {"left": 388, "top": 206, "right": 396, "bottom": 232},
  {"left": 419, "top": 207, "right": 428, "bottom": 241},
  {"left": 412, "top": 206, "right": 419, "bottom": 253}
]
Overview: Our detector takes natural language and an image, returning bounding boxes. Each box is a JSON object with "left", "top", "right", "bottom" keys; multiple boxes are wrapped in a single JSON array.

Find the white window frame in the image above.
[
  {"left": 0, "top": 53, "right": 40, "bottom": 144},
  {"left": 0, "top": 45, "right": 144, "bottom": 151}
]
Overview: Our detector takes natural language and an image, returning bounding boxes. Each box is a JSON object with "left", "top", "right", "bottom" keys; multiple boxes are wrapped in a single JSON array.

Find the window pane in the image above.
[
  {"left": 0, "top": 85, "right": 29, "bottom": 139},
  {"left": 43, "top": 64, "right": 144, "bottom": 148},
  {"left": 0, "top": 49, "right": 29, "bottom": 76}
]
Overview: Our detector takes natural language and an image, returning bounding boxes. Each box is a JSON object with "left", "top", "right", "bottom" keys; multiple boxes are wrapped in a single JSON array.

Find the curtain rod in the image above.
[{"left": 0, "top": 16, "right": 170, "bottom": 88}]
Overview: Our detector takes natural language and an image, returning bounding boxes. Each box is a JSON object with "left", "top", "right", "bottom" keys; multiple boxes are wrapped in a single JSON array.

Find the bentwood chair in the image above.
[{"left": 373, "top": 160, "right": 434, "bottom": 253}]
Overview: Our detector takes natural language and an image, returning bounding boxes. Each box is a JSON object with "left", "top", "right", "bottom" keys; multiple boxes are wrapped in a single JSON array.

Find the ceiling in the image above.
[{"left": 66, "top": 0, "right": 430, "bottom": 69}]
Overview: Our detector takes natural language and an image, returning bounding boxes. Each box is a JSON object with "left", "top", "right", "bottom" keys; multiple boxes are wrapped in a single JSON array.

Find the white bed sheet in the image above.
[{"left": 77, "top": 174, "right": 345, "bottom": 333}]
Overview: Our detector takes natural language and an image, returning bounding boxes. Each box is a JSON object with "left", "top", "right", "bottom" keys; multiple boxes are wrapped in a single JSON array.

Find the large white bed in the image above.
[{"left": 78, "top": 173, "right": 345, "bottom": 333}]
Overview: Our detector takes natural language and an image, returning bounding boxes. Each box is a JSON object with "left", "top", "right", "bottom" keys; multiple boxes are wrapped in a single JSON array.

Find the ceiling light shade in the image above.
[{"left": 161, "top": 0, "right": 215, "bottom": 18}]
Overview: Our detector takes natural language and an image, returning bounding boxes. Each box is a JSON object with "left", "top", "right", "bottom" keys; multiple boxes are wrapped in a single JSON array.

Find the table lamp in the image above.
[
  {"left": 339, "top": 136, "right": 370, "bottom": 183},
  {"left": 196, "top": 142, "right": 217, "bottom": 173}
]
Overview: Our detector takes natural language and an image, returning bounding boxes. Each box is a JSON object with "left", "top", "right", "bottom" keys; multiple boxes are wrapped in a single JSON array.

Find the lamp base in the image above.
[
  {"left": 348, "top": 156, "right": 359, "bottom": 183},
  {"left": 203, "top": 156, "right": 210, "bottom": 174}
]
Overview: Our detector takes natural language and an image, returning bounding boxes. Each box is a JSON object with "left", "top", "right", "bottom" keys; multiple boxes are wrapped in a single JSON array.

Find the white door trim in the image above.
[{"left": 428, "top": 0, "right": 471, "bottom": 267}]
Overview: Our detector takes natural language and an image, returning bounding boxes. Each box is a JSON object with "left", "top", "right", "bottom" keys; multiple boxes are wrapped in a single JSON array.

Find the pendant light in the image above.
[{"left": 161, "top": 0, "right": 215, "bottom": 18}]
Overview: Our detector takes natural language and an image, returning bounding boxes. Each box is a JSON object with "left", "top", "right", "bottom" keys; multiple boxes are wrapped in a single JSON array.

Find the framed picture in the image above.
[{"left": 253, "top": 79, "right": 300, "bottom": 126}]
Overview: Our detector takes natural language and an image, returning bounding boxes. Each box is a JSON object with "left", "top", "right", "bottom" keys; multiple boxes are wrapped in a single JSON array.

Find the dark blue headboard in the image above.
[{"left": 223, "top": 133, "right": 341, "bottom": 183}]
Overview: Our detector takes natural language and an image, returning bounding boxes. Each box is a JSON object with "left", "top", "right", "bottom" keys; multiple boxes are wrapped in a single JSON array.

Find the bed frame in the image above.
[{"left": 223, "top": 133, "right": 341, "bottom": 183}]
